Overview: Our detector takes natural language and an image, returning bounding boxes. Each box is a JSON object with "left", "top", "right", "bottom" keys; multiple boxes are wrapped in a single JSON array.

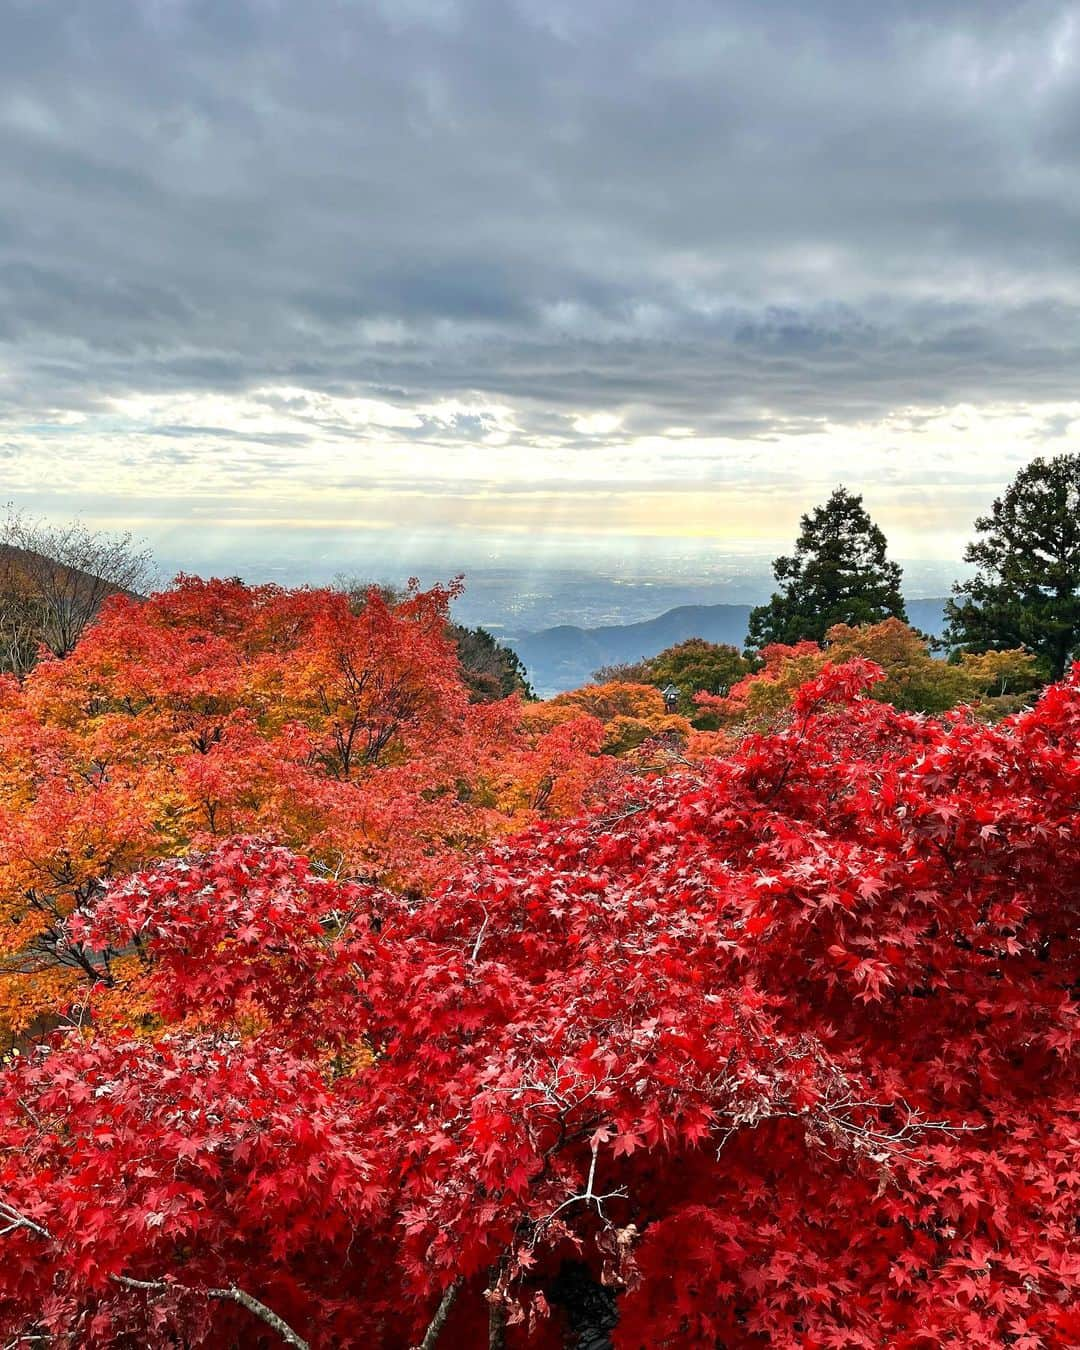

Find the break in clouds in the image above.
[{"left": 2, "top": 0, "right": 1080, "bottom": 549}]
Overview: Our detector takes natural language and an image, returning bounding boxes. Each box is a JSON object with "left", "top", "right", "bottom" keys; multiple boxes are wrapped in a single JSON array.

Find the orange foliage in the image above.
[
  {"left": 547, "top": 681, "right": 692, "bottom": 753},
  {"left": 695, "top": 641, "right": 822, "bottom": 728},
  {"left": 0, "top": 577, "right": 611, "bottom": 1037}
]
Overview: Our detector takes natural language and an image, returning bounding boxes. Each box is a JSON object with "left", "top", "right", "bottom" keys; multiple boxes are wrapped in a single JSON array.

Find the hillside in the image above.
[
  {"left": 0, "top": 542, "right": 138, "bottom": 600},
  {"left": 510, "top": 598, "right": 949, "bottom": 696}
]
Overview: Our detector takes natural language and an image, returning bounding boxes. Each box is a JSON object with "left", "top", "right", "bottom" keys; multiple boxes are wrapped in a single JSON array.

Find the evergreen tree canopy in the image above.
[
  {"left": 945, "top": 453, "right": 1080, "bottom": 680},
  {"left": 746, "top": 487, "right": 907, "bottom": 650},
  {"left": 452, "top": 624, "right": 536, "bottom": 702}
]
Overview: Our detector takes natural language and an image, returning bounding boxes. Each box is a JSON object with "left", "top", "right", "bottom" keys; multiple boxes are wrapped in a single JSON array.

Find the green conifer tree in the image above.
[
  {"left": 747, "top": 487, "right": 907, "bottom": 651},
  {"left": 945, "top": 453, "right": 1080, "bottom": 680}
]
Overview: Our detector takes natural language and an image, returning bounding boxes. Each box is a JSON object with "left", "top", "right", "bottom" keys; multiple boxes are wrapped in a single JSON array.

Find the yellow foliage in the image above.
[{"left": 548, "top": 682, "right": 691, "bottom": 754}]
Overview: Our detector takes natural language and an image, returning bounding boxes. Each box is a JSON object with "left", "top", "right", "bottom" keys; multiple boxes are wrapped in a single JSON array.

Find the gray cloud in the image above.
[{"left": 1, "top": 0, "right": 1080, "bottom": 447}]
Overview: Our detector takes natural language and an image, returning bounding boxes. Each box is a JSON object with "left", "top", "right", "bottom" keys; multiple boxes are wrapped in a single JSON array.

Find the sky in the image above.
[{"left": 2, "top": 0, "right": 1080, "bottom": 591}]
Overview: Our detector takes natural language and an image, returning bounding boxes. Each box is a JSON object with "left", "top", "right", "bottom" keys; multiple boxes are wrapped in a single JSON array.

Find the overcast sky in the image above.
[{"left": 2, "top": 0, "right": 1079, "bottom": 578}]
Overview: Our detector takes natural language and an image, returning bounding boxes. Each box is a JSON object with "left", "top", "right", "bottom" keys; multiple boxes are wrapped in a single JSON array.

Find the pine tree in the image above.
[
  {"left": 746, "top": 487, "right": 907, "bottom": 650},
  {"left": 452, "top": 624, "right": 535, "bottom": 702},
  {"left": 945, "top": 453, "right": 1080, "bottom": 680}
]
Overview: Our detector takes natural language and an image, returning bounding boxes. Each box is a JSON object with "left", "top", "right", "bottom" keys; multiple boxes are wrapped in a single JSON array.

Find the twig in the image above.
[
  {"left": 470, "top": 908, "right": 490, "bottom": 963},
  {"left": 0, "top": 1203, "right": 52, "bottom": 1242},
  {"left": 534, "top": 1136, "right": 628, "bottom": 1239},
  {"left": 16, "top": 1099, "right": 44, "bottom": 1131}
]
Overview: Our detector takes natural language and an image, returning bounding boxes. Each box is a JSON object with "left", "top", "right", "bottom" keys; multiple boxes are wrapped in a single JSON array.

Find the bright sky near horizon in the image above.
[{"left": 2, "top": 1, "right": 1080, "bottom": 577}]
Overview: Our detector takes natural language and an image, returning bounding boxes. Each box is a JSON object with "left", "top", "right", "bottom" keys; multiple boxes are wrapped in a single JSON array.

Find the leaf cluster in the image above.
[{"left": 1, "top": 660, "right": 1078, "bottom": 1346}]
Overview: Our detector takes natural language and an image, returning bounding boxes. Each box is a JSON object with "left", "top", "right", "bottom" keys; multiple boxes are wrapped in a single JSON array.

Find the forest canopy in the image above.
[{"left": 0, "top": 580, "right": 1076, "bottom": 1346}]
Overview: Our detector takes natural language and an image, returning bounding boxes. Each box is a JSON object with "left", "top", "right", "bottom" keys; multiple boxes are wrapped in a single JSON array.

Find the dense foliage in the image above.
[
  {"left": 1, "top": 654, "right": 1077, "bottom": 1347},
  {"left": 593, "top": 640, "right": 751, "bottom": 721},
  {"left": 698, "top": 619, "right": 1041, "bottom": 729},
  {"left": 747, "top": 487, "right": 907, "bottom": 650},
  {"left": 945, "top": 452, "right": 1080, "bottom": 679},
  {"left": 0, "top": 578, "right": 611, "bottom": 1039},
  {"left": 329, "top": 575, "right": 534, "bottom": 703},
  {"left": 452, "top": 624, "right": 536, "bottom": 703},
  {"left": 545, "top": 680, "right": 692, "bottom": 754}
]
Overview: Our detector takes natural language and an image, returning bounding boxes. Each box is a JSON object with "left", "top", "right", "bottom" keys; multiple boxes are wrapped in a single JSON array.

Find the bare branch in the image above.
[
  {"left": 0, "top": 506, "right": 155, "bottom": 666},
  {"left": 533, "top": 1136, "right": 629, "bottom": 1241},
  {"left": 112, "top": 1275, "right": 309, "bottom": 1350},
  {"left": 470, "top": 907, "right": 490, "bottom": 963},
  {"left": 0, "top": 1203, "right": 53, "bottom": 1242}
]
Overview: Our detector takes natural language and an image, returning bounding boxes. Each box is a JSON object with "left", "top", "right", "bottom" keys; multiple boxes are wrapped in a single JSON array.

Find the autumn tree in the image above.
[
  {"left": 747, "top": 487, "right": 907, "bottom": 651},
  {"left": 956, "top": 645, "right": 1044, "bottom": 712},
  {"left": 647, "top": 639, "right": 751, "bottom": 722},
  {"left": 699, "top": 619, "right": 1040, "bottom": 729},
  {"left": 332, "top": 573, "right": 534, "bottom": 702},
  {"left": 589, "top": 643, "right": 752, "bottom": 733},
  {"left": 696, "top": 639, "right": 824, "bottom": 729},
  {"left": 945, "top": 452, "right": 1080, "bottom": 679},
  {"left": 548, "top": 681, "right": 691, "bottom": 753},
  {"left": 0, "top": 661, "right": 1078, "bottom": 1345},
  {"left": 591, "top": 659, "right": 654, "bottom": 685},
  {"left": 0, "top": 577, "right": 610, "bottom": 1038},
  {"left": 593, "top": 643, "right": 751, "bottom": 709},
  {"left": 0, "top": 508, "right": 155, "bottom": 663}
]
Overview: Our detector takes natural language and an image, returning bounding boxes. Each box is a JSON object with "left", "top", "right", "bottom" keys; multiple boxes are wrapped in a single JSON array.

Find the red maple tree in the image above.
[{"left": 0, "top": 659, "right": 1077, "bottom": 1346}]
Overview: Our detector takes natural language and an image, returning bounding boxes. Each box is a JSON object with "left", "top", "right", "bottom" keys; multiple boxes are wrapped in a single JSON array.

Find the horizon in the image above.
[{"left": 147, "top": 544, "right": 968, "bottom": 637}]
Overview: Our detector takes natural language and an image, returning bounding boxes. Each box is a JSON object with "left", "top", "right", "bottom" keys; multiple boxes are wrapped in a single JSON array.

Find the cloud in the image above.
[{"left": 1, "top": 0, "right": 1079, "bottom": 557}]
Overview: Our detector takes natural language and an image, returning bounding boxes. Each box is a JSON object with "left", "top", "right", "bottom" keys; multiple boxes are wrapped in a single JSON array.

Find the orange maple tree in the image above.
[
  {"left": 0, "top": 577, "right": 609, "bottom": 1038},
  {"left": 544, "top": 681, "right": 692, "bottom": 754}
]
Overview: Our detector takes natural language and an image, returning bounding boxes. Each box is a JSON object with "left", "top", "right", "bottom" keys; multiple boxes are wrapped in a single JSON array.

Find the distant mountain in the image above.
[
  {"left": 905, "top": 598, "right": 951, "bottom": 638},
  {"left": 509, "top": 598, "right": 950, "bottom": 697},
  {"left": 509, "top": 606, "right": 751, "bottom": 697}
]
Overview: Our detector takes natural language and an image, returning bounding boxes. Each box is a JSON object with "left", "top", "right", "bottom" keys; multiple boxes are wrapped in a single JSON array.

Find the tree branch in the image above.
[
  {"left": 414, "top": 1278, "right": 461, "bottom": 1350},
  {"left": 0, "top": 1198, "right": 309, "bottom": 1350},
  {"left": 0, "top": 1203, "right": 52, "bottom": 1242},
  {"left": 111, "top": 1275, "right": 309, "bottom": 1350}
]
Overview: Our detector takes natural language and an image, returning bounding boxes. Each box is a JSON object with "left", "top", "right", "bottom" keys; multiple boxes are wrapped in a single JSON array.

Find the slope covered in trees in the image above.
[
  {"left": 0, "top": 652, "right": 1077, "bottom": 1347},
  {"left": 0, "top": 511, "right": 155, "bottom": 676}
]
